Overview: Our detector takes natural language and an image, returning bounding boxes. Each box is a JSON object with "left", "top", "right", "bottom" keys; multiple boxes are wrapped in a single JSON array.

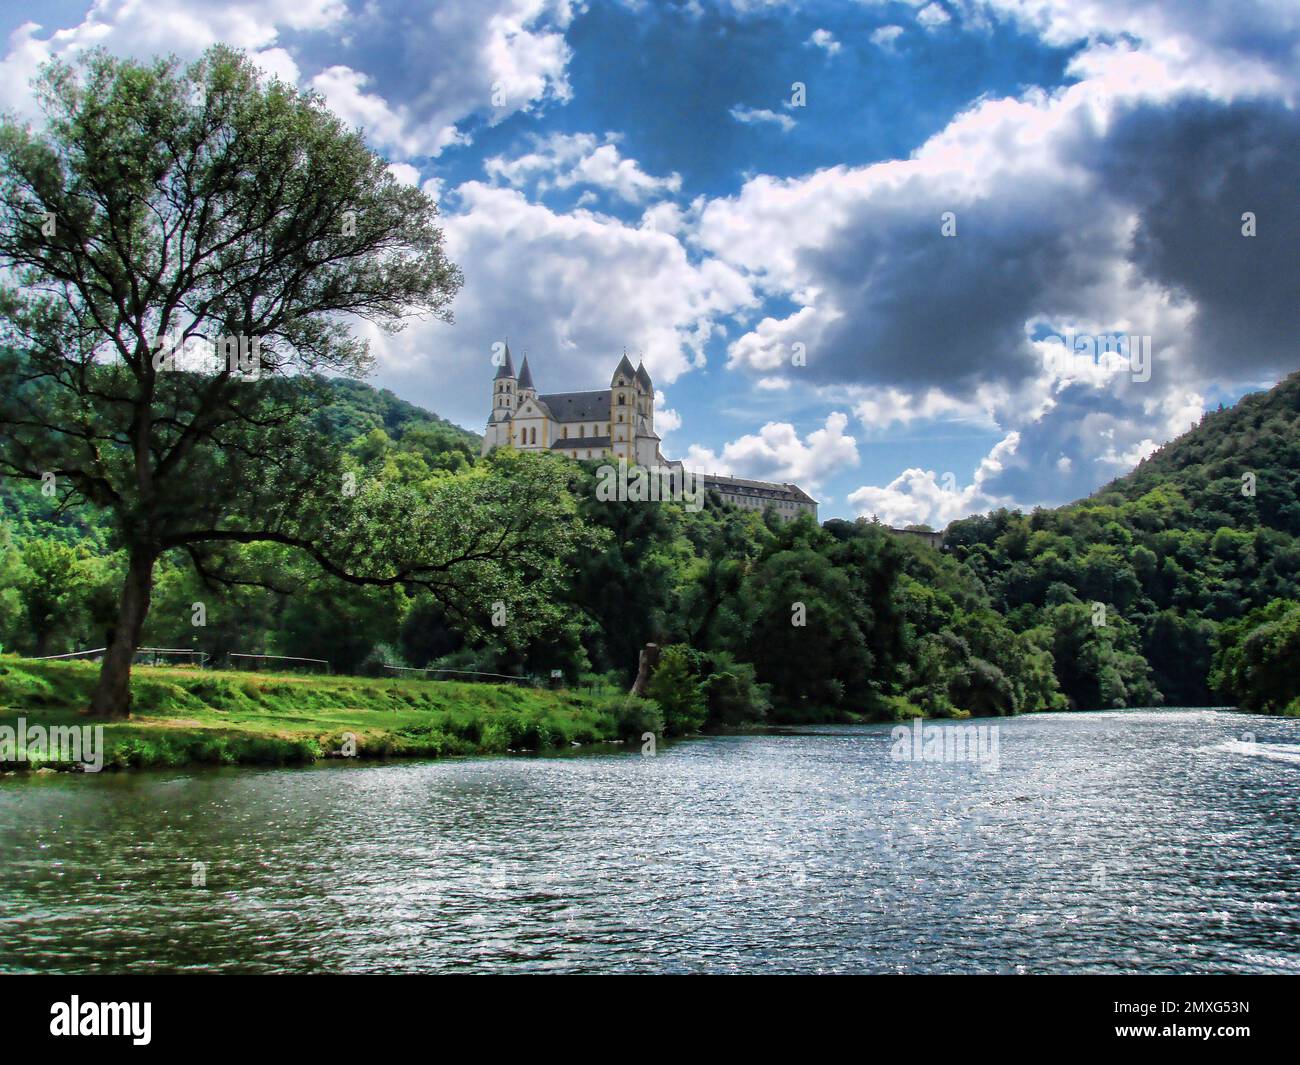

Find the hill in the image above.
[
  {"left": 1094, "top": 370, "right": 1300, "bottom": 534},
  {"left": 945, "top": 371, "right": 1300, "bottom": 707},
  {"left": 319, "top": 377, "right": 482, "bottom": 452},
  {"left": 0, "top": 375, "right": 481, "bottom": 542}
]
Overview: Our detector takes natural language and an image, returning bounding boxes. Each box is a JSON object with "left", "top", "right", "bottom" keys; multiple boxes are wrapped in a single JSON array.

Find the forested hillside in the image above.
[
  {"left": 2, "top": 372, "right": 1298, "bottom": 721},
  {"left": 946, "top": 371, "right": 1300, "bottom": 711}
]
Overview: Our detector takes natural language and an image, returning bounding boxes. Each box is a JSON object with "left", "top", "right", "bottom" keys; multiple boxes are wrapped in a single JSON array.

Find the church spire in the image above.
[
  {"left": 493, "top": 342, "right": 516, "bottom": 380},
  {"left": 517, "top": 354, "right": 535, "bottom": 391},
  {"left": 612, "top": 351, "right": 637, "bottom": 384}
]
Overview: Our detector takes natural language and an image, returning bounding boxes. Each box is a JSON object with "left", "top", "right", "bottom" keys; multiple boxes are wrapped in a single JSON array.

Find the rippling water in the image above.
[{"left": 2, "top": 708, "right": 1298, "bottom": 974}]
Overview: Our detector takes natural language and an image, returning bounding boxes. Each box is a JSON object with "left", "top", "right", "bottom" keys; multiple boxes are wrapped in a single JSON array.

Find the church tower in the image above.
[
  {"left": 635, "top": 358, "right": 653, "bottom": 432},
  {"left": 517, "top": 354, "right": 536, "bottom": 401},
  {"left": 610, "top": 352, "right": 637, "bottom": 463},
  {"left": 482, "top": 343, "right": 517, "bottom": 455}
]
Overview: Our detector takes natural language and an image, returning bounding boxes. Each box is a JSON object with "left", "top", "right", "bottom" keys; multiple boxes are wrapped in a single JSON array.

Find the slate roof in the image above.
[
  {"left": 493, "top": 344, "right": 516, "bottom": 380},
  {"left": 538, "top": 390, "right": 611, "bottom": 422},
  {"left": 635, "top": 360, "right": 652, "bottom": 389},
  {"left": 704, "top": 474, "right": 817, "bottom": 505},
  {"left": 551, "top": 436, "right": 612, "bottom": 450},
  {"left": 611, "top": 354, "right": 637, "bottom": 384},
  {"left": 517, "top": 355, "right": 534, "bottom": 390}
]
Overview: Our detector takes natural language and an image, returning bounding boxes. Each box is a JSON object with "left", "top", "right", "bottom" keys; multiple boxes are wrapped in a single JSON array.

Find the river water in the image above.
[{"left": 2, "top": 708, "right": 1298, "bottom": 974}]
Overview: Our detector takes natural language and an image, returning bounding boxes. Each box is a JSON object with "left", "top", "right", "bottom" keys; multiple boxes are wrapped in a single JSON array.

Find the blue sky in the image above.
[{"left": 2, "top": 0, "right": 1296, "bottom": 521}]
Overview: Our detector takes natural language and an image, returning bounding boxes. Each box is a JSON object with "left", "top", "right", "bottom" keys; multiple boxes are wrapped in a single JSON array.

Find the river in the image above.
[{"left": 2, "top": 708, "right": 1298, "bottom": 973}]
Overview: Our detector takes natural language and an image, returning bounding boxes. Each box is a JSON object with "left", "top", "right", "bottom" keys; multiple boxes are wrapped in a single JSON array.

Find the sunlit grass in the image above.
[{"left": 0, "top": 656, "right": 654, "bottom": 771}]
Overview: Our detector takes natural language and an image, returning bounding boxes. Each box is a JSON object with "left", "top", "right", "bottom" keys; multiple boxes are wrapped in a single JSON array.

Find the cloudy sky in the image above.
[{"left": 3, "top": 0, "right": 1297, "bottom": 522}]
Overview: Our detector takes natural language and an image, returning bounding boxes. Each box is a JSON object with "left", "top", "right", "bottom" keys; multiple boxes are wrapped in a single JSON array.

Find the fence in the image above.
[
  {"left": 34, "top": 646, "right": 209, "bottom": 667},
  {"left": 29, "top": 649, "right": 540, "bottom": 682},
  {"left": 228, "top": 653, "right": 331, "bottom": 675}
]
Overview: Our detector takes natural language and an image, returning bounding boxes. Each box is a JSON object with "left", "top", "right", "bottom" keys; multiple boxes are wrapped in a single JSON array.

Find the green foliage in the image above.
[
  {"left": 0, "top": 44, "right": 469, "bottom": 714},
  {"left": 646, "top": 645, "right": 707, "bottom": 736},
  {"left": 1210, "top": 599, "right": 1300, "bottom": 713},
  {"left": 942, "top": 371, "right": 1300, "bottom": 708}
]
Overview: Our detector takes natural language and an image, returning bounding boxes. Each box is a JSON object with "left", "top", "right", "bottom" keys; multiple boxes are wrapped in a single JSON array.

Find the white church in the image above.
[{"left": 481, "top": 346, "right": 818, "bottom": 521}]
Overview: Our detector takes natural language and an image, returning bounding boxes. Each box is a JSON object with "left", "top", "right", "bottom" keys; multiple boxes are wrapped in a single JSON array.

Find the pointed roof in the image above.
[
  {"left": 493, "top": 343, "right": 516, "bottom": 380},
  {"left": 517, "top": 355, "right": 534, "bottom": 391},
  {"left": 635, "top": 359, "right": 652, "bottom": 389},
  {"left": 611, "top": 353, "right": 636, "bottom": 385}
]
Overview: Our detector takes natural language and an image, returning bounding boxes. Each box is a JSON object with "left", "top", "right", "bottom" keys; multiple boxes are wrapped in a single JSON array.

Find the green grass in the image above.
[{"left": 0, "top": 656, "right": 658, "bottom": 772}]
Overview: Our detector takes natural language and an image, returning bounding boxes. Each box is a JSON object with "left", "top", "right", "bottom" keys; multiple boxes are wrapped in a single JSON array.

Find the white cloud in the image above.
[
  {"left": 0, "top": 2, "right": 345, "bottom": 119},
  {"left": 655, "top": 391, "right": 682, "bottom": 434},
  {"left": 386, "top": 162, "right": 422, "bottom": 187},
  {"left": 982, "top": 0, "right": 1300, "bottom": 98},
  {"left": 683, "top": 412, "right": 858, "bottom": 491},
  {"left": 916, "top": 3, "right": 952, "bottom": 29},
  {"left": 729, "top": 104, "right": 796, "bottom": 132},
  {"left": 870, "top": 25, "right": 905, "bottom": 49},
  {"left": 253, "top": 46, "right": 301, "bottom": 86},
  {"left": 362, "top": 181, "right": 755, "bottom": 428},
  {"left": 485, "top": 132, "right": 681, "bottom": 203},
  {"left": 312, "top": 65, "right": 467, "bottom": 158},
  {"left": 852, "top": 386, "right": 1001, "bottom": 431},
  {"left": 0, "top": 1, "right": 576, "bottom": 163},
  {"left": 807, "top": 29, "right": 841, "bottom": 55},
  {"left": 847, "top": 432, "right": 1019, "bottom": 527},
  {"left": 421, "top": 176, "right": 447, "bottom": 203}
]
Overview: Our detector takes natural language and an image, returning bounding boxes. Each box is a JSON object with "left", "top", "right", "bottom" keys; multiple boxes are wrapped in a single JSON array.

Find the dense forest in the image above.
[{"left": 2, "top": 371, "right": 1298, "bottom": 726}]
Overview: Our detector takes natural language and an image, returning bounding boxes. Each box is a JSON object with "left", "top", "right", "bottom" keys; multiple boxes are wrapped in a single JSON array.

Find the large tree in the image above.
[{"left": 0, "top": 46, "right": 570, "bottom": 717}]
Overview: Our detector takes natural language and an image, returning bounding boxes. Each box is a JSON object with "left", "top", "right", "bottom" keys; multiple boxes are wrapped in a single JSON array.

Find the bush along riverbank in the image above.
[{"left": 0, "top": 657, "right": 661, "bottom": 772}]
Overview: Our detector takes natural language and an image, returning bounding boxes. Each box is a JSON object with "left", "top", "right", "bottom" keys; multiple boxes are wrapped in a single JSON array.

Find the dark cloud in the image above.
[
  {"left": 1081, "top": 96, "right": 1300, "bottom": 379},
  {"left": 800, "top": 185, "right": 1119, "bottom": 392}
]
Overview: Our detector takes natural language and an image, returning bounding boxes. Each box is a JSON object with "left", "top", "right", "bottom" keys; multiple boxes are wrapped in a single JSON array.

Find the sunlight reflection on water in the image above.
[{"left": 2, "top": 708, "right": 1298, "bottom": 973}]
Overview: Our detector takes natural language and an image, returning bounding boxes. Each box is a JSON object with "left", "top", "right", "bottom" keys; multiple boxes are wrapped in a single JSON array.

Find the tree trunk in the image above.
[
  {"left": 87, "top": 544, "right": 158, "bottom": 719},
  {"left": 630, "top": 642, "right": 660, "bottom": 698}
]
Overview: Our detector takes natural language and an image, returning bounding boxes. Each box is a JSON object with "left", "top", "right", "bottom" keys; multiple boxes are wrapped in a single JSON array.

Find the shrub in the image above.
[
  {"left": 698, "top": 652, "right": 770, "bottom": 729},
  {"left": 646, "top": 646, "right": 706, "bottom": 736}
]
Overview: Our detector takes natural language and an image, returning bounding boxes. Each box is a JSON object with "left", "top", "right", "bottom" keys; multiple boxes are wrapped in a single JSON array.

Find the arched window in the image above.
[{"left": 618, "top": 395, "right": 625, "bottom": 405}]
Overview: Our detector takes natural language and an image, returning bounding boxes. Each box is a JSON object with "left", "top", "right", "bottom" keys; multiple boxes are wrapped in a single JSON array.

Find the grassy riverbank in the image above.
[{"left": 0, "top": 656, "right": 656, "bottom": 772}]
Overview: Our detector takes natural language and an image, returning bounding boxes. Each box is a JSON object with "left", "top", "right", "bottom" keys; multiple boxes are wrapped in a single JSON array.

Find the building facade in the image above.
[
  {"left": 702, "top": 474, "right": 818, "bottom": 520},
  {"left": 481, "top": 346, "right": 665, "bottom": 465},
  {"left": 482, "top": 348, "right": 817, "bottom": 521}
]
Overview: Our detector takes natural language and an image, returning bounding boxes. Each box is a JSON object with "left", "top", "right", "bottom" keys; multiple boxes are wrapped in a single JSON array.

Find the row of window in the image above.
[{"left": 720, "top": 493, "right": 808, "bottom": 511}]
